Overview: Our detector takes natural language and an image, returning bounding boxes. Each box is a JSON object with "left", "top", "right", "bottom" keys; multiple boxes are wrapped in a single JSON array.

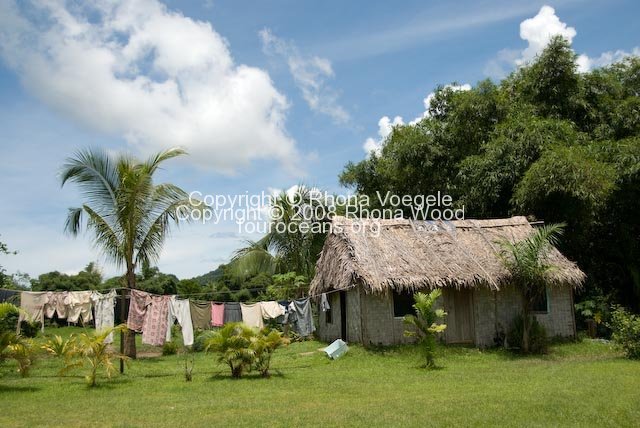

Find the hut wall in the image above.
[
  {"left": 346, "top": 288, "right": 363, "bottom": 343},
  {"left": 359, "top": 291, "right": 399, "bottom": 346},
  {"left": 533, "top": 286, "right": 576, "bottom": 338},
  {"left": 471, "top": 288, "right": 498, "bottom": 347},
  {"left": 317, "top": 285, "right": 575, "bottom": 346},
  {"left": 482, "top": 285, "right": 576, "bottom": 345},
  {"left": 316, "top": 288, "right": 363, "bottom": 343},
  {"left": 317, "top": 291, "right": 341, "bottom": 342}
]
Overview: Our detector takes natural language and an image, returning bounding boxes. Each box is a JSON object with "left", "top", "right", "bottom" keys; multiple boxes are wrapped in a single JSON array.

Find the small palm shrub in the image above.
[
  {"left": 403, "top": 290, "right": 447, "bottom": 369},
  {"left": 183, "top": 350, "right": 195, "bottom": 382},
  {"left": 608, "top": 306, "right": 640, "bottom": 359},
  {"left": 205, "top": 323, "right": 256, "bottom": 378},
  {"left": 253, "top": 328, "right": 289, "bottom": 377},
  {"left": 42, "top": 335, "right": 75, "bottom": 359},
  {"left": 507, "top": 315, "right": 548, "bottom": 354},
  {"left": 7, "top": 339, "right": 35, "bottom": 377},
  {"left": 1, "top": 332, "right": 36, "bottom": 377},
  {"left": 0, "top": 303, "right": 20, "bottom": 333},
  {"left": 62, "top": 324, "right": 129, "bottom": 386}
]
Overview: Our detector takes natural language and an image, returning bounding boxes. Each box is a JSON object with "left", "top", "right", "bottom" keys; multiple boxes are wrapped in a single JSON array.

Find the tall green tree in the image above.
[
  {"left": 61, "top": 147, "right": 200, "bottom": 358},
  {"left": 497, "top": 224, "right": 565, "bottom": 354},
  {"left": 340, "top": 36, "right": 640, "bottom": 310}
]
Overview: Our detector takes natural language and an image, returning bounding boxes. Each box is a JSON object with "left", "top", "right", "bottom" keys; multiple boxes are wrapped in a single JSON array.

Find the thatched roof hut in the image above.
[{"left": 310, "top": 216, "right": 585, "bottom": 295}]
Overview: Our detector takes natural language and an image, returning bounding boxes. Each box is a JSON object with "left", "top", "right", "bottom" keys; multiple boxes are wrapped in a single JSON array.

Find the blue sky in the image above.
[{"left": 0, "top": 0, "right": 637, "bottom": 280}]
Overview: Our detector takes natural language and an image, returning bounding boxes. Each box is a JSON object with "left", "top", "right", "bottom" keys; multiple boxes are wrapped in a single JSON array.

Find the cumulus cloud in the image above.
[
  {"left": 577, "top": 47, "right": 640, "bottom": 73},
  {"left": 0, "top": 0, "right": 298, "bottom": 174},
  {"left": 363, "top": 116, "right": 404, "bottom": 156},
  {"left": 485, "top": 5, "right": 639, "bottom": 79},
  {"left": 517, "top": 5, "right": 576, "bottom": 65},
  {"left": 362, "top": 84, "right": 470, "bottom": 156},
  {"left": 260, "top": 29, "right": 350, "bottom": 124}
]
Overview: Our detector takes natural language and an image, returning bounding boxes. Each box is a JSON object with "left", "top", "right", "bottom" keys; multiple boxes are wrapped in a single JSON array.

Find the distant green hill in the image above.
[{"left": 190, "top": 265, "right": 224, "bottom": 286}]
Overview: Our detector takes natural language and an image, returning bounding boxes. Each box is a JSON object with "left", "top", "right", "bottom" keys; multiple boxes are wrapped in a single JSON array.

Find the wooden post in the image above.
[{"left": 120, "top": 288, "right": 126, "bottom": 374}]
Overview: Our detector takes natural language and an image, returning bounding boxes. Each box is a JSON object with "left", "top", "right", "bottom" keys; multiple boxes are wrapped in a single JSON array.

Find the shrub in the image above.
[
  {"left": 205, "top": 323, "right": 256, "bottom": 378},
  {"left": 507, "top": 315, "right": 548, "bottom": 354},
  {"left": 0, "top": 332, "right": 36, "bottom": 377},
  {"left": 162, "top": 341, "right": 179, "bottom": 356},
  {"left": 62, "top": 325, "right": 129, "bottom": 386},
  {"left": 403, "top": 290, "right": 447, "bottom": 369},
  {"left": 253, "top": 328, "right": 289, "bottom": 377},
  {"left": 19, "top": 320, "right": 41, "bottom": 338},
  {"left": 0, "top": 303, "right": 20, "bottom": 333},
  {"left": 608, "top": 306, "right": 640, "bottom": 359},
  {"left": 183, "top": 350, "right": 195, "bottom": 382},
  {"left": 192, "top": 330, "right": 217, "bottom": 352},
  {"left": 42, "top": 335, "right": 75, "bottom": 359}
]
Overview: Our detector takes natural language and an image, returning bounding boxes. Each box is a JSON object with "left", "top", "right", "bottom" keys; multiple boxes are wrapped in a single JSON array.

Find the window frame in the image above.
[
  {"left": 392, "top": 290, "right": 416, "bottom": 318},
  {"left": 531, "top": 286, "right": 549, "bottom": 314}
]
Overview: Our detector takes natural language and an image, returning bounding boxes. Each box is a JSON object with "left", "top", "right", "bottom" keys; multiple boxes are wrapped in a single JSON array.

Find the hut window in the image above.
[
  {"left": 393, "top": 291, "right": 415, "bottom": 317},
  {"left": 531, "top": 287, "right": 549, "bottom": 313},
  {"left": 325, "top": 307, "right": 333, "bottom": 324}
]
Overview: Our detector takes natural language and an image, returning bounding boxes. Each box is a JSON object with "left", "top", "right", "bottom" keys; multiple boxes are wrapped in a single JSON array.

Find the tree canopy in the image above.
[{"left": 340, "top": 36, "right": 640, "bottom": 309}]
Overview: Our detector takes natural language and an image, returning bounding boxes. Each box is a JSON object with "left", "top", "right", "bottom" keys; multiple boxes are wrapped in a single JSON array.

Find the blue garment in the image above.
[{"left": 290, "top": 298, "right": 315, "bottom": 337}]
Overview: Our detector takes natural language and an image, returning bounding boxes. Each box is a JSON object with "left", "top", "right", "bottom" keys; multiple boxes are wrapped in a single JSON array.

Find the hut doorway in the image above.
[
  {"left": 445, "top": 289, "right": 475, "bottom": 344},
  {"left": 339, "top": 291, "right": 347, "bottom": 340}
]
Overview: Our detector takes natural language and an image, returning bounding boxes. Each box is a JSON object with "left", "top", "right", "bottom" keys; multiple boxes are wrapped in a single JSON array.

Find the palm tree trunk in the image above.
[
  {"left": 123, "top": 268, "right": 137, "bottom": 359},
  {"left": 522, "top": 297, "right": 531, "bottom": 354}
]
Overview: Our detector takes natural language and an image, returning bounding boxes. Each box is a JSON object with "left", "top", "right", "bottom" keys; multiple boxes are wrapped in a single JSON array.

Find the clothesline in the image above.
[
  {"left": 97, "top": 284, "right": 351, "bottom": 302},
  {"left": 1, "top": 284, "right": 353, "bottom": 305}
]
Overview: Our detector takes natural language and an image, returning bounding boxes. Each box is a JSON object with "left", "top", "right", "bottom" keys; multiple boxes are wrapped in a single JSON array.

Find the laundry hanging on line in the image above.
[{"left": 10, "top": 286, "right": 326, "bottom": 348}]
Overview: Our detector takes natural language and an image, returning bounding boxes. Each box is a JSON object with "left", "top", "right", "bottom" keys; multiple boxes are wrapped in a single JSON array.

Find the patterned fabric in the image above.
[
  {"left": 142, "top": 295, "right": 171, "bottom": 346},
  {"left": 166, "top": 297, "right": 194, "bottom": 346},
  {"left": 65, "top": 291, "right": 93, "bottom": 324},
  {"left": 91, "top": 290, "right": 117, "bottom": 343},
  {"left": 127, "top": 290, "right": 151, "bottom": 332},
  {"left": 240, "top": 303, "right": 264, "bottom": 329}
]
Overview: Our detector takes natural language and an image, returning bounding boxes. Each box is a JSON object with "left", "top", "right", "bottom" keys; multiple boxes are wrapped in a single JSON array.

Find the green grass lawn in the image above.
[{"left": 1, "top": 326, "right": 639, "bottom": 427}]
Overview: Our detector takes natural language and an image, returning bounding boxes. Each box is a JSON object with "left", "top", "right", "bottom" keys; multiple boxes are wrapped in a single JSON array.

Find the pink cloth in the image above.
[
  {"left": 142, "top": 295, "right": 171, "bottom": 346},
  {"left": 211, "top": 303, "right": 224, "bottom": 327},
  {"left": 127, "top": 290, "right": 151, "bottom": 332}
]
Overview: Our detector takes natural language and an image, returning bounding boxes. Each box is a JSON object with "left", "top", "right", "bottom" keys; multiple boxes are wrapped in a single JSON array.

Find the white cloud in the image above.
[
  {"left": 0, "top": 0, "right": 299, "bottom": 174},
  {"left": 414, "top": 84, "right": 472, "bottom": 123},
  {"left": 577, "top": 47, "right": 640, "bottom": 73},
  {"left": 363, "top": 115, "right": 404, "bottom": 156},
  {"left": 362, "top": 84, "right": 470, "bottom": 155},
  {"left": 260, "top": 28, "right": 350, "bottom": 124},
  {"left": 517, "top": 5, "right": 576, "bottom": 65},
  {"left": 485, "top": 5, "right": 640, "bottom": 78}
]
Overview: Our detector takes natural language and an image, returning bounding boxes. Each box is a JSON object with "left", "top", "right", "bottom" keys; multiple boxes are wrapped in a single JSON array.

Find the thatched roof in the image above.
[{"left": 310, "top": 216, "right": 585, "bottom": 295}]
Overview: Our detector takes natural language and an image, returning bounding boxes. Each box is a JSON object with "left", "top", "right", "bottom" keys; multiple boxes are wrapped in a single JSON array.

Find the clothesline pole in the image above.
[{"left": 119, "top": 288, "right": 126, "bottom": 374}]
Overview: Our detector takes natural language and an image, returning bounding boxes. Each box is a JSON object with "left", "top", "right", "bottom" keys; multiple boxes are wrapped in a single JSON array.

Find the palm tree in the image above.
[
  {"left": 61, "top": 147, "right": 201, "bottom": 359},
  {"left": 403, "top": 290, "right": 447, "bottom": 368},
  {"left": 229, "top": 185, "right": 328, "bottom": 280},
  {"left": 497, "top": 223, "right": 565, "bottom": 354}
]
